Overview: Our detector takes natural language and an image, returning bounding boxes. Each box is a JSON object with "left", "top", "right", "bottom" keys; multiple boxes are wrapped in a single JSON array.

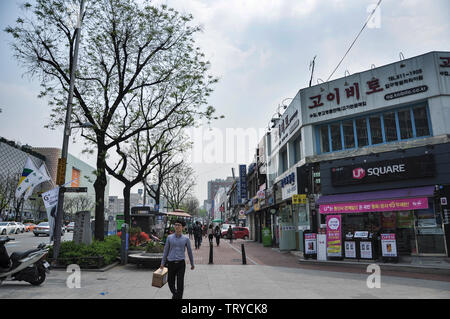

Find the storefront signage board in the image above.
[
  {"left": 360, "top": 241, "right": 373, "bottom": 259},
  {"left": 300, "top": 52, "right": 446, "bottom": 125},
  {"left": 344, "top": 241, "right": 356, "bottom": 258},
  {"left": 320, "top": 197, "right": 428, "bottom": 214},
  {"left": 305, "top": 233, "right": 317, "bottom": 254},
  {"left": 326, "top": 215, "right": 342, "bottom": 257},
  {"left": 381, "top": 234, "right": 398, "bottom": 257},
  {"left": 330, "top": 155, "right": 435, "bottom": 186}
]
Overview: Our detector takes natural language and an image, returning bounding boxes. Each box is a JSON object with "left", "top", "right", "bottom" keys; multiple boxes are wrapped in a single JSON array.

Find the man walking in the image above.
[
  {"left": 193, "top": 221, "right": 202, "bottom": 249},
  {"left": 160, "top": 219, "right": 195, "bottom": 299}
]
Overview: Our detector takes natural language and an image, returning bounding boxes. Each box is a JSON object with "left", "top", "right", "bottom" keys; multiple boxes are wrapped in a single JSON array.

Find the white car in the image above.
[
  {"left": 220, "top": 223, "right": 236, "bottom": 237},
  {"left": 15, "top": 222, "right": 26, "bottom": 233},
  {"left": 0, "top": 222, "right": 17, "bottom": 235}
]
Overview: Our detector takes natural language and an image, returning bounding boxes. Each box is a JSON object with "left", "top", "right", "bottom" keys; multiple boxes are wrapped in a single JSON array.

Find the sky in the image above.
[{"left": 0, "top": 0, "right": 449, "bottom": 205}]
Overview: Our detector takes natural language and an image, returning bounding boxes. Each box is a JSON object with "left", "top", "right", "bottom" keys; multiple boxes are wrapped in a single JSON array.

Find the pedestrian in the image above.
[
  {"left": 188, "top": 223, "right": 193, "bottom": 239},
  {"left": 214, "top": 225, "right": 221, "bottom": 246},
  {"left": 193, "top": 221, "right": 202, "bottom": 249},
  {"left": 227, "top": 225, "right": 233, "bottom": 244},
  {"left": 207, "top": 224, "right": 214, "bottom": 244},
  {"left": 160, "top": 219, "right": 195, "bottom": 299}
]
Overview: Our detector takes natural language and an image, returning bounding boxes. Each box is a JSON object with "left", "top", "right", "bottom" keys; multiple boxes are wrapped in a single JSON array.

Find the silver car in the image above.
[{"left": 33, "top": 222, "right": 65, "bottom": 237}]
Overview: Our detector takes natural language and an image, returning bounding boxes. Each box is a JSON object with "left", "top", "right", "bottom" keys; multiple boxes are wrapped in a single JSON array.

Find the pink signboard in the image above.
[
  {"left": 320, "top": 197, "right": 428, "bottom": 214},
  {"left": 326, "top": 215, "right": 342, "bottom": 257}
]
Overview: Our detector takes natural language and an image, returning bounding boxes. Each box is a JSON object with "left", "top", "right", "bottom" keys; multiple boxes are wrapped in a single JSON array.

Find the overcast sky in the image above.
[{"left": 0, "top": 0, "right": 449, "bottom": 204}]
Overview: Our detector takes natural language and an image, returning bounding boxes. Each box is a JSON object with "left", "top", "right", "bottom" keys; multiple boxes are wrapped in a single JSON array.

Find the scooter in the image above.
[{"left": 0, "top": 236, "right": 50, "bottom": 286}]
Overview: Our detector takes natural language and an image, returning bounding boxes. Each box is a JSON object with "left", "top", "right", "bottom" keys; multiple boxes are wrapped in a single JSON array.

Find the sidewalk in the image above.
[
  {"left": 191, "top": 236, "right": 450, "bottom": 280},
  {"left": 0, "top": 236, "right": 449, "bottom": 299}
]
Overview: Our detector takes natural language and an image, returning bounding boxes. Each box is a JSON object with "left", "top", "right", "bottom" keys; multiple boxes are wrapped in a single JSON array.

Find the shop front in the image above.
[{"left": 318, "top": 146, "right": 450, "bottom": 258}]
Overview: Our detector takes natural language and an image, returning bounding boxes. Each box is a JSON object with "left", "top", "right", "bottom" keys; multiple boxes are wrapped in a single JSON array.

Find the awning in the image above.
[
  {"left": 317, "top": 186, "right": 434, "bottom": 204},
  {"left": 318, "top": 186, "right": 434, "bottom": 214}
]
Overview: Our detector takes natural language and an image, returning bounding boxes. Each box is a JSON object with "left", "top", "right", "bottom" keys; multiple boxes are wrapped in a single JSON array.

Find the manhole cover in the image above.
[
  {"left": 97, "top": 278, "right": 107, "bottom": 280},
  {"left": 232, "top": 259, "right": 241, "bottom": 262}
]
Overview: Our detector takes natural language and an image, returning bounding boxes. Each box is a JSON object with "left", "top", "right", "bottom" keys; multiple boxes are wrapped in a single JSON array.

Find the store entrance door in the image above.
[{"left": 414, "top": 201, "right": 447, "bottom": 256}]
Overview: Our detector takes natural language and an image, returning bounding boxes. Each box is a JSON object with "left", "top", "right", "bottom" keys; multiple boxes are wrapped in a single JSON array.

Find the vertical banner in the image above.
[
  {"left": 239, "top": 164, "right": 247, "bottom": 203},
  {"left": 326, "top": 215, "right": 342, "bottom": 257},
  {"left": 42, "top": 187, "right": 60, "bottom": 243}
]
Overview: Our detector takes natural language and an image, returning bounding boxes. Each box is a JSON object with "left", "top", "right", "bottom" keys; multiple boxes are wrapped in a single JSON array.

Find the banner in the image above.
[
  {"left": 326, "top": 215, "right": 342, "bottom": 257},
  {"left": 15, "top": 157, "right": 43, "bottom": 199},
  {"left": 24, "top": 163, "right": 52, "bottom": 200},
  {"left": 42, "top": 187, "right": 60, "bottom": 242},
  {"left": 320, "top": 197, "right": 428, "bottom": 214}
]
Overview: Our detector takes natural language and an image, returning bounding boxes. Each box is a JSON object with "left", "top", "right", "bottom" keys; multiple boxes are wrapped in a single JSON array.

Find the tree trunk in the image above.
[
  {"left": 94, "top": 144, "right": 107, "bottom": 241},
  {"left": 123, "top": 184, "right": 131, "bottom": 227}
]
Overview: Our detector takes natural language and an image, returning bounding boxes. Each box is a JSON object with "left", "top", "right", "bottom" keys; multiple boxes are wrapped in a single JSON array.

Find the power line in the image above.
[{"left": 326, "top": 0, "right": 383, "bottom": 82}]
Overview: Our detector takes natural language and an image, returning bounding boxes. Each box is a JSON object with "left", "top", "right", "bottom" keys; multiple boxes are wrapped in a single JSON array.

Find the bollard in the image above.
[
  {"left": 209, "top": 242, "right": 214, "bottom": 264},
  {"left": 120, "top": 223, "right": 129, "bottom": 265},
  {"left": 241, "top": 243, "right": 247, "bottom": 265}
]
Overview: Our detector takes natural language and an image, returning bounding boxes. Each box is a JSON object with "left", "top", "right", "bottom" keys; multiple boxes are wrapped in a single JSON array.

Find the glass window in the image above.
[
  {"left": 342, "top": 120, "right": 355, "bottom": 149},
  {"left": 398, "top": 109, "right": 413, "bottom": 139},
  {"left": 383, "top": 112, "right": 398, "bottom": 142},
  {"left": 369, "top": 115, "right": 383, "bottom": 144},
  {"left": 413, "top": 106, "right": 430, "bottom": 137},
  {"left": 330, "top": 123, "right": 342, "bottom": 151},
  {"left": 319, "top": 126, "right": 330, "bottom": 153},
  {"left": 355, "top": 118, "right": 369, "bottom": 147}
]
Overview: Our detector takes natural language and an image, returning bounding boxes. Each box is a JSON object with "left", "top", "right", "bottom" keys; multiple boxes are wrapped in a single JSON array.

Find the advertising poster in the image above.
[
  {"left": 326, "top": 215, "right": 342, "bottom": 257},
  {"left": 381, "top": 234, "right": 398, "bottom": 257},
  {"left": 344, "top": 241, "right": 356, "bottom": 258},
  {"left": 304, "top": 233, "right": 317, "bottom": 254},
  {"left": 360, "top": 241, "right": 373, "bottom": 259}
]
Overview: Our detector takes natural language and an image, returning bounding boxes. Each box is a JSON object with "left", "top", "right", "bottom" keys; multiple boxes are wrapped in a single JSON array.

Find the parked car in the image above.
[
  {"left": 15, "top": 222, "right": 26, "bottom": 233},
  {"left": 33, "top": 222, "right": 65, "bottom": 237},
  {"left": 0, "top": 222, "right": 16, "bottom": 235},
  {"left": 66, "top": 222, "right": 75, "bottom": 232},
  {"left": 7, "top": 222, "right": 22, "bottom": 234},
  {"left": 221, "top": 226, "right": 249, "bottom": 240},
  {"left": 24, "top": 223, "right": 37, "bottom": 232}
]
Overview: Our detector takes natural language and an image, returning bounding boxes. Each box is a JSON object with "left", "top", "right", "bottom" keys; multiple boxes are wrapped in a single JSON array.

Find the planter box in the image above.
[{"left": 50, "top": 256, "right": 105, "bottom": 269}]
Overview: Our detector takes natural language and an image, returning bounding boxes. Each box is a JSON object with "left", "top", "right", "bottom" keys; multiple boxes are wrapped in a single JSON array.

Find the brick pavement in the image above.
[{"left": 188, "top": 235, "right": 450, "bottom": 282}]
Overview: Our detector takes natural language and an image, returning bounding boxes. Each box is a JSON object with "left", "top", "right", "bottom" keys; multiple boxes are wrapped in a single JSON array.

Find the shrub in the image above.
[
  {"left": 49, "top": 235, "right": 121, "bottom": 267},
  {"left": 146, "top": 241, "right": 164, "bottom": 253}
]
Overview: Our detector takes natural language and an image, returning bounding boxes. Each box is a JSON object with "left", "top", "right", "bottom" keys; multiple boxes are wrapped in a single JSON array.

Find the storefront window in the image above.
[
  {"left": 398, "top": 109, "right": 413, "bottom": 139},
  {"left": 355, "top": 118, "right": 369, "bottom": 147},
  {"left": 383, "top": 112, "right": 398, "bottom": 142},
  {"left": 330, "top": 123, "right": 342, "bottom": 151},
  {"left": 369, "top": 115, "right": 383, "bottom": 145},
  {"left": 413, "top": 106, "right": 430, "bottom": 137},
  {"left": 319, "top": 126, "right": 330, "bottom": 153},
  {"left": 342, "top": 120, "right": 355, "bottom": 149}
]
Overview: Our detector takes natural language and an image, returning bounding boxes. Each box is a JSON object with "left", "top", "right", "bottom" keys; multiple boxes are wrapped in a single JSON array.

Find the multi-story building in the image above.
[
  {"left": 206, "top": 177, "right": 235, "bottom": 218},
  {"left": 246, "top": 51, "right": 450, "bottom": 260}
]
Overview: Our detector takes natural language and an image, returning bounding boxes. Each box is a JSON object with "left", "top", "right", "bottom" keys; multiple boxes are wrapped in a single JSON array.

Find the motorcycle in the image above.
[{"left": 0, "top": 236, "right": 50, "bottom": 286}]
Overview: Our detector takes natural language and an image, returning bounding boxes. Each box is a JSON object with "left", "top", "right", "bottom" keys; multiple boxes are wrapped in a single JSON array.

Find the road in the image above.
[{"left": 3, "top": 230, "right": 73, "bottom": 254}]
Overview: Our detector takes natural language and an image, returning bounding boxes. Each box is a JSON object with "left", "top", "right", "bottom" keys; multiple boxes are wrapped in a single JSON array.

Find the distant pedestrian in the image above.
[
  {"left": 227, "top": 225, "right": 233, "bottom": 244},
  {"left": 214, "top": 225, "right": 221, "bottom": 246},
  {"left": 160, "top": 219, "right": 195, "bottom": 299},
  {"left": 207, "top": 224, "right": 214, "bottom": 244},
  {"left": 193, "top": 221, "right": 202, "bottom": 249},
  {"left": 188, "top": 223, "right": 193, "bottom": 239}
]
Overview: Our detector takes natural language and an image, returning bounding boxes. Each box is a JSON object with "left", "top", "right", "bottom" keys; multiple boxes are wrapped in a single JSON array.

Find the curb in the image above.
[
  {"left": 297, "top": 259, "right": 450, "bottom": 276},
  {"left": 50, "top": 261, "right": 120, "bottom": 272}
]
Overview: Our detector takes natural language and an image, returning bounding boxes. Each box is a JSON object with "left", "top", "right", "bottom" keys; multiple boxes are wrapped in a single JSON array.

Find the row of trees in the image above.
[{"left": 6, "top": 0, "right": 221, "bottom": 240}]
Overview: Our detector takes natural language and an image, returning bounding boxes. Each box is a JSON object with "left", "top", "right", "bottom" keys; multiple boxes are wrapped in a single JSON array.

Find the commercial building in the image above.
[{"left": 241, "top": 51, "right": 450, "bottom": 260}]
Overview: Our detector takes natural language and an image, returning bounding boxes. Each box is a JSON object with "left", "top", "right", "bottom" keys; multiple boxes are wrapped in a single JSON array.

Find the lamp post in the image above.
[{"left": 53, "top": 0, "right": 86, "bottom": 262}]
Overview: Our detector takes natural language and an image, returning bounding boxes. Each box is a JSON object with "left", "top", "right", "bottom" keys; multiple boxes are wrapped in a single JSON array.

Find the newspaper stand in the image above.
[
  {"left": 354, "top": 231, "right": 377, "bottom": 261},
  {"left": 303, "top": 231, "right": 317, "bottom": 260},
  {"left": 344, "top": 232, "right": 357, "bottom": 260},
  {"left": 380, "top": 233, "right": 399, "bottom": 263}
]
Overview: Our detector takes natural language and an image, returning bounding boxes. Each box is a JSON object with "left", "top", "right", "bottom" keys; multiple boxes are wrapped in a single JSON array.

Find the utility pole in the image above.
[{"left": 53, "top": 0, "right": 85, "bottom": 261}]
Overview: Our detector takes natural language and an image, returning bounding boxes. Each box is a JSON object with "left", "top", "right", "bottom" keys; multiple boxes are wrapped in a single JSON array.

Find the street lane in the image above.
[{"left": 3, "top": 231, "right": 73, "bottom": 254}]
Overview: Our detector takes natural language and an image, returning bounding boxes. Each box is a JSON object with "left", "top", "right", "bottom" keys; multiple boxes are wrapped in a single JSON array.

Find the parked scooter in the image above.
[{"left": 0, "top": 236, "right": 50, "bottom": 286}]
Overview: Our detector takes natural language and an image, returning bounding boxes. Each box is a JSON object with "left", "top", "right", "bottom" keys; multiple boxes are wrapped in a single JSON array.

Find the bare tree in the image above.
[{"left": 161, "top": 161, "right": 196, "bottom": 211}]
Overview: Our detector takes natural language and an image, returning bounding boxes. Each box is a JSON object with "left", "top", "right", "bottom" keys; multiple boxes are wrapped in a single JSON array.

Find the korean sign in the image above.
[
  {"left": 326, "top": 215, "right": 342, "bottom": 257},
  {"left": 320, "top": 197, "right": 429, "bottom": 214}
]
